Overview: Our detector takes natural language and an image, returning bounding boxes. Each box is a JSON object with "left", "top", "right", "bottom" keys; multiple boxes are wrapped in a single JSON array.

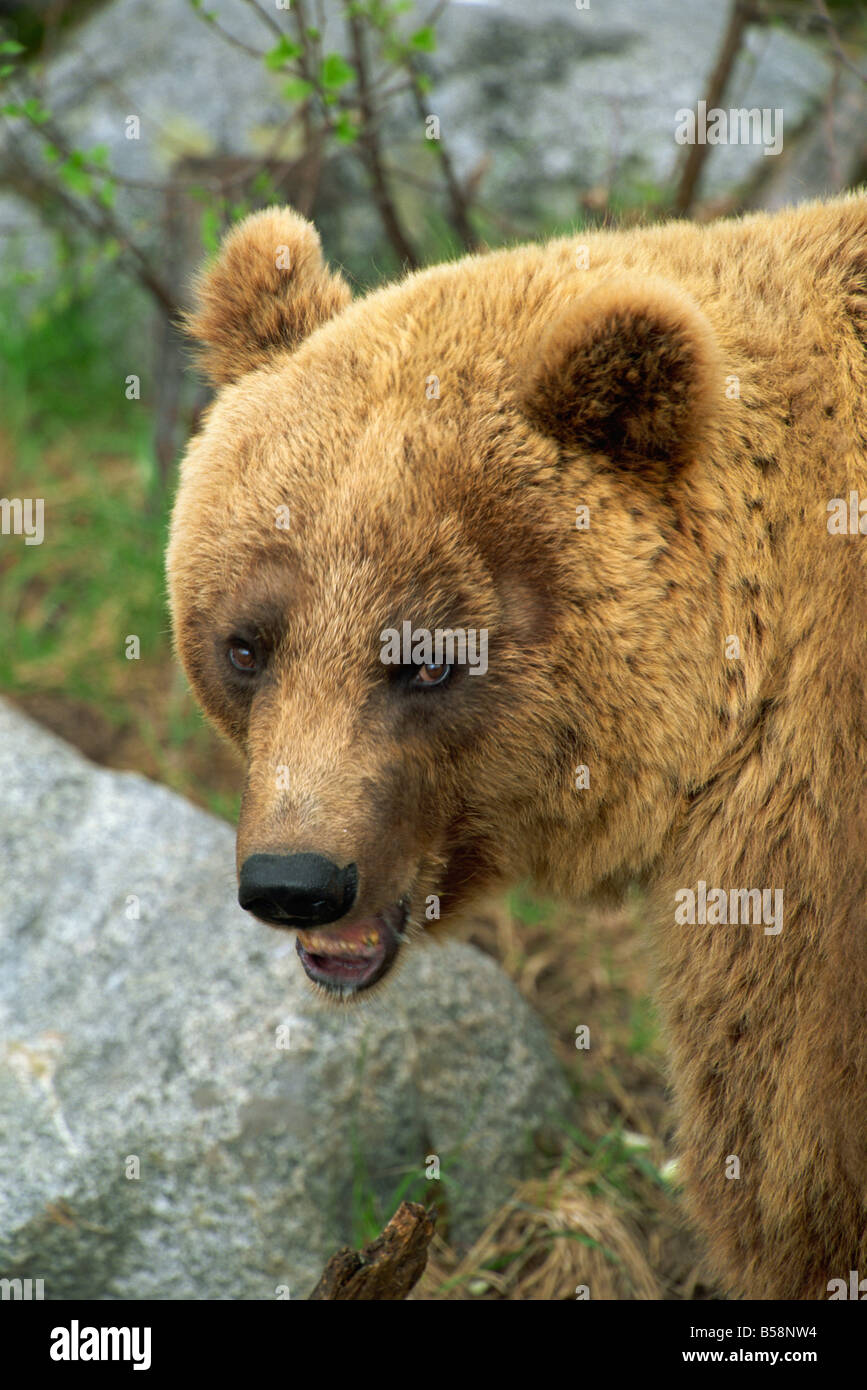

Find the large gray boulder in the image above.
[{"left": 0, "top": 701, "right": 570, "bottom": 1299}]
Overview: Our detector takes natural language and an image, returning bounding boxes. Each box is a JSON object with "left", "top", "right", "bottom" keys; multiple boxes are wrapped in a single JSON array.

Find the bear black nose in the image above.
[{"left": 238, "top": 853, "right": 358, "bottom": 928}]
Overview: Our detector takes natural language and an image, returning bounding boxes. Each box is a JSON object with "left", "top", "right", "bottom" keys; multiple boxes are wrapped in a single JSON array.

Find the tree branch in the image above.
[
  {"left": 672, "top": 0, "right": 755, "bottom": 216},
  {"left": 347, "top": 9, "right": 420, "bottom": 270},
  {"left": 404, "top": 68, "right": 480, "bottom": 252},
  {"left": 812, "top": 0, "right": 867, "bottom": 87},
  {"left": 3, "top": 141, "right": 177, "bottom": 316}
]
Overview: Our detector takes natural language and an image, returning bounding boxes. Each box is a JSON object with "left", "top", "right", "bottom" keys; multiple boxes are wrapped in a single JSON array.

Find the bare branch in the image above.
[
  {"left": 3, "top": 140, "right": 177, "bottom": 316},
  {"left": 4, "top": 77, "right": 177, "bottom": 314},
  {"left": 239, "top": 0, "right": 285, "bottom": 42},
  {"left": 673, "top": 0, "right": 754, "bottom": 216},
  {"left": 347, "top": 9, "right": 420, "bottom": 270},
  {"left": 402, "top": 66, "right": 480, "bottom": 251},
  {"left": 812, "top": 0, "right": 867, "bottom": 87},
  {"left": 187, "top": 2, "right": 267, "bottom": 61}
]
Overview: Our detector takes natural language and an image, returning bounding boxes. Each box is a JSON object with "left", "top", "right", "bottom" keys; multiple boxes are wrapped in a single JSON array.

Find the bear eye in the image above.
[
  {"left": 227, "top": 640, "right": 259, "bottom": 675},
  {"left": 411, "top": 663, "right": 451, "bottom": 688}
]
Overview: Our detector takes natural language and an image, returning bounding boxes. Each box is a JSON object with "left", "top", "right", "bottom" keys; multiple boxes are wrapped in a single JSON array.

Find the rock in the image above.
[
  {"left": 0, "top": 701, "right": 570, "bottom": 1300},
  {"left": 432, "top": 0, "right": 837, "bottom": 213},
  {"left": 0, "top": 0, "right": 848, "bottom": 291}
]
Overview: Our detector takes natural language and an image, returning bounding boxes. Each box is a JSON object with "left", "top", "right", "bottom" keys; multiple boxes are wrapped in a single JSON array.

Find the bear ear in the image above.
[
  {"left": 185, "top": 206, "right": 352, "bottom": 386},
  {"left": 520, "top": 275, "right": 720, "bottom": 478}
]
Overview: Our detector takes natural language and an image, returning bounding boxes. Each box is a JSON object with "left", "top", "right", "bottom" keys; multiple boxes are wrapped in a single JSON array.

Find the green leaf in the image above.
[
  {"left": 0, "top": 101, "right": 23, "bottom": 116},
  {"left": 200, "top": 207, "right": 221, "bottom": 255},
  {"left": 98, "top": 179, "right": 116, "bottom": 208},
  {"left": 265, "top": 36, "right": 302, "bottom": 69},
  {"left": 306, "top": 27, "right": 320, "bottom": 41},
  {"left": 282, "top": 76, "right": 314, "bottom": 102},
  {"left": 42, "top": 142, "right": 59, "bottom": 162},
  {"left": 333, "top": 110, "right": 358, "bottom": 144},
  {"left": 22, "top": 96, "right": 50, "bottom": 123},
  {"left": 87, "top": 143, "right": 109, "bottom": 166},
  {"left": 0, "top": 65, "right": 16, "bottom": 78},
  {"left": 0, "top": 40, "right": 25, "bottom": 55},
  {"left": 59, "top": 160, "right": 93, "bottom": 194},
  {"left": 250, "top": 169, "right": 276, "bottom": 198},
  {"left": 320, "top": 52, "right": 355, "bottom": 89},
  {"left": 410, "top": 26, "right": 436, "bottom": 52}
]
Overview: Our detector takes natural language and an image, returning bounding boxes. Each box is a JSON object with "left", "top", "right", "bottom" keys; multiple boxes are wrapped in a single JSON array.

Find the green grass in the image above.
[
  {"left": 555, "top": 1119, "right": 668, "bottom": 1202},
  {"left": 508, "top": 886, "right": 555, "bottom": 928},
  {"left": 1, "top": 283, "right": 160, "bottom": 684},
  {"left": 0, "top": 279, "right": 241, "bottom": 819},
  {"left": 1, "top": 275, "right": 153, "bottom": 446}
]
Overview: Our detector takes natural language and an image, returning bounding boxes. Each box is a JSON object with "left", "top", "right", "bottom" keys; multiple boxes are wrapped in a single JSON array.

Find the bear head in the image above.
[{"left": 167, "top": 207, "right": 724, "bottom": 996}]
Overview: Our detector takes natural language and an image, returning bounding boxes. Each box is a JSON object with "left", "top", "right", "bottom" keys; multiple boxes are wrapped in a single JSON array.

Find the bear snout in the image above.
[{"left": 237, "top": 852, "right": 358, "bottom": 929}]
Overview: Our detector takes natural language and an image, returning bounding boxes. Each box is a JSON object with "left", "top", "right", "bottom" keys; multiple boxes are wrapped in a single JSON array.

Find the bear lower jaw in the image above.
[{"left": 295, "top": 902, "right": 406, "bottom": 994}]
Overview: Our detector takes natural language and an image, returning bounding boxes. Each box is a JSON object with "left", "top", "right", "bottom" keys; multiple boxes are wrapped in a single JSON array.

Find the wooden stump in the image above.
[{"left": 308, "top": 1201, "right": 436, "bottom": 1301}]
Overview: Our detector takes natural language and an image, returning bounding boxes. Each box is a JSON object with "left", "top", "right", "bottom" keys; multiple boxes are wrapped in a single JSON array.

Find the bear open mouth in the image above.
[{"left": 295, "top": 903, "right": 406, "bottom": 992}]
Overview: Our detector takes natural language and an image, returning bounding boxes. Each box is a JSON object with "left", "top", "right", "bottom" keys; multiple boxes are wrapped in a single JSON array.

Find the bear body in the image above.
[{"left": 168, "top": 195, "right": 867, "bottom": 1299}]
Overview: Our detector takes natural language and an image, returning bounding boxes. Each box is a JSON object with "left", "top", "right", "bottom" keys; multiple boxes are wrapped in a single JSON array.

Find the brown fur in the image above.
[
  {"left": 184, "top": 207, "right": 352, "bottom": 385},
  {"left": 167, "top": 194, "right": 867, "bottom": 1300}
]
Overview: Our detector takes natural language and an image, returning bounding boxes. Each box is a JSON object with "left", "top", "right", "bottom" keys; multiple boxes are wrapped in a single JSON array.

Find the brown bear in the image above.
[{"left": 167, "top": 194, "right": 867, "bottom": 1301}]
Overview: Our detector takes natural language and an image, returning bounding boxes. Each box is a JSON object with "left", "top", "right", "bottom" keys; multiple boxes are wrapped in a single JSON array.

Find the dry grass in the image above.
[{"left": 416, "top": 1174, "right": 662, "bottom": 1300}]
